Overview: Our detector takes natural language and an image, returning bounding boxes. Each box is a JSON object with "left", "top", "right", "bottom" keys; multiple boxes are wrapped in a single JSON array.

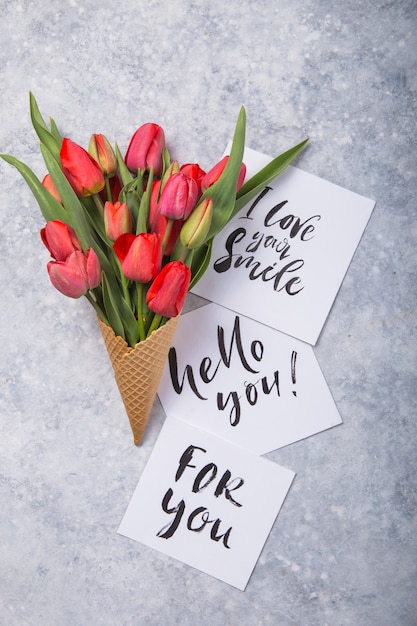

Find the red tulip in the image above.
[
  {"left": 60, "top": 138, "right": 105, "bottom": 197},
  {"left": 125, "top": 123, "right": 165, "bottom": 176},
  {"left": 179, "top": 163, "right": 206, "bottom": 194},
  {"left": 146, "top": 261, "right": 191, "bottom": 318},
  {"left": 104, "top": 201, "right": 132, "bottom": 241},
  {"left": 47, "top": 248, "right": 101, "bottom": 298},
  {"left": 157, "top": 172, "right": 198, "bottom": 221},
  {"left": 201, "top": 155, "right": 246, "bottom": 192},
  {"left": 149, "top": 180, "right": 183, "bottom": 256},
  {"left": 42, "top": 174, "right": 62, "bottom": 203},
  {"left": 113, "top": 232, "right": 162, "bottom": 283},
  {"left": 40, "top": 220, "right": 82, "bottom": 261},
  {"left": 88, "top": 133, "right": 118, "bottom": 176}
]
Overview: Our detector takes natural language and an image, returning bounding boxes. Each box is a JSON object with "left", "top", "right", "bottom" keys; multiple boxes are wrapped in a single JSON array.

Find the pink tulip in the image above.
[
  {"left": 146, "top": 261, "right": 191, "bottom": 318},
  {"left": 157, "top": 172, "right": 198, "bottom": 221},
  {"left": 60, "top": 138, "right": 105, "bottom": 197},
  {"left": 42, "top": 174, "right": 62, "bottom": 203},
  {"left": 201, "top": 155, "right": 246, "bottom": 192},
  {"left": 40, "top": 220, "right": 82, "bottom": 261},
  {"left": 149, "top": 180, "right": 183, "bottom": 256},
  {"left": 113, "top": 232, "right": 162, "bottom": 283},
  {"left": 47, "top": 248, "right": 101, "bottom": 298},
  {"left": 125, "top": 123, "right": 165, "bottom": 176},
  {"left": 104, "top": 201, "right": 132, "bottom": 241}
]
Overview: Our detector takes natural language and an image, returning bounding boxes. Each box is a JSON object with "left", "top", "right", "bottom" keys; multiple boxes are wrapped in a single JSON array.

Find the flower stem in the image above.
[
  {"left": 92, "top": 193, "right": 104, "bottom": 217},
  {"left": 137, "top": 282, "right": 146, "bottom": 342},
  {"left": 147, "top": 313, "right": 163, "bottom": 338},
  {"left": 161, "top": 219, "right": 174, "bottom": 255},
  {"left": 85, "top": 291, "right": 109, "bottom": 325},
  {"left": 104, "top": 175, "right": 112, "bottom": 202}
]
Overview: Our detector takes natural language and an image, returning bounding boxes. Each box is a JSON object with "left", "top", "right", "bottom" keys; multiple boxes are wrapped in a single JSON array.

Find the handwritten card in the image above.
[
  {"left": 158, "top": 303, "right": 342, "bottom": 455},
  {"left": 192, "top": 147, "right": 375, "bottom": 344},
  {"left": 118, "top": 417, "right": 295, "bottom": 590}
]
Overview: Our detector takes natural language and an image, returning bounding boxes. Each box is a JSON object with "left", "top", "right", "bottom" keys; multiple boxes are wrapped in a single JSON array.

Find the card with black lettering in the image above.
[{"left": 118, "top": 417, "right": 295, "bottom": 590}]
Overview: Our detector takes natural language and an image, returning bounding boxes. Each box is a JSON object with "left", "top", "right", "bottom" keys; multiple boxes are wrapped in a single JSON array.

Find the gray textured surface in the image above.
[{"left": 0, "top": 1, "right": 416, "bottom": 625}]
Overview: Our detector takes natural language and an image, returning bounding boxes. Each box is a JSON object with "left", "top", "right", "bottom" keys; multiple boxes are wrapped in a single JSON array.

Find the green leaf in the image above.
[
  {"left": 0, "top": 153, "right": 69, "bottom": 223},
  {"left": 101, "top": 272, "right": 126, "bottom": 340},
  {"left": 137, "top": 168, "right": 153, "bottom": 234},
  {"left": 161, "top": 146, "right": 171, "bottom": 178},
  {"left": 189, "top": 239, "right": 213, "bottom": 289},
  {"left": 101, "top": 272, "right": 140, "bottom": 346},
  {"left": 200, "top": 107, "right": 246, "bottom": 241},
  {"left": 115, "top": 143, "right": 133, "bottom": 187},
  {"left": 125, "top": 187, "right": 140, "bottom": 226},
  {"left": 40, "top": 143, "right": 92, "bottom": 250},
  {"left": 232, "top": 138, "right": 309, "bottom": 217},
  {"left": 29, "top": 93, "right": 61, "bottom": 162},
  {"left": 49, "top": 117, "right": 62, "bottom": 143}
]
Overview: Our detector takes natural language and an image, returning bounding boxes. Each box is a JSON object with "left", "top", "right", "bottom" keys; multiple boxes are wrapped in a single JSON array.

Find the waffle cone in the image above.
[{"left": 98, "top": 316, "right": 180, "bottom": 445}]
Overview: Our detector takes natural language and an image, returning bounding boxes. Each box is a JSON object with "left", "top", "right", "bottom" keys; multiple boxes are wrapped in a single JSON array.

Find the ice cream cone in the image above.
[{"left": 98, "top": 315, "right": 180, "bottom": 445}]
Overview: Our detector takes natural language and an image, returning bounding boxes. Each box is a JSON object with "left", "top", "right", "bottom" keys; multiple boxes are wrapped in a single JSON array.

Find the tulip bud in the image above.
[
  {"left": 104, "top": 201, "right": 132, "bottom": 241},
  {"left": 180, "top": 163, "right": 206, "bottom": 193},
  {"left": 113, "top": 232, "right": 162, "bottom": 283},
  {"left": 125, "top": 123, "right": 165, "bottom": 176},
  {"left": 42, "top": 173, "right": 62, "bottom": 204},
  {"left": 157, "top": 172, "right": 198, "bottom": 221},
  {"left": 180, "top": 198, "right": 213, "bottom": 249},
  {"left": 60, "top": 138, "right": 105, "bottom": 197},
  {"left": 47, "top": 248, "right": 101, "bottom": 298},
  {"left": 40, "top": 220, "right": 82, "bottom": 261},
  {"left": 146, "top": 261, "right": 191, "bottom": 318},
  {"left": 161, "top": 159, "right": 180, "bottom": 190},
  {"left": 201, "top": 155, "right": 246, "bottom": 192},
  {"left": 88, "top": 134, "right": 118, "bottom": 177}
]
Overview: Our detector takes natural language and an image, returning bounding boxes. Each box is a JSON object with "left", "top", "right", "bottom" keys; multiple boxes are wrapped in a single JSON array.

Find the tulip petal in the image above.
[
  {"left": 146, "top": 261, "right": 191, "bottom": 317},
  {"left": 86, "top": 248, "right": 101, "bottom": 289},
  {"left": 113, "top": 232, "right": 137, "bottom": 264},
  {"left": 60, "top": 138, "right": 105, "bottom": 197},
  {"left": 47, "top": 251, "right": 89, "bottom": 298}
]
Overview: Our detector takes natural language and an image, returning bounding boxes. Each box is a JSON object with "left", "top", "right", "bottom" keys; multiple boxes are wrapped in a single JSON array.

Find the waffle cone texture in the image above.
[{"left": 98, "top": 316, "right": 180, "bottom": 445}]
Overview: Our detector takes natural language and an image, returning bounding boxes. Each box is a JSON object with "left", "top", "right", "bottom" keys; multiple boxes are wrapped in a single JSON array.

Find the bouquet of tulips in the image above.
[{"left": 1, "top": 94, "right": 307, "bottom": 443}]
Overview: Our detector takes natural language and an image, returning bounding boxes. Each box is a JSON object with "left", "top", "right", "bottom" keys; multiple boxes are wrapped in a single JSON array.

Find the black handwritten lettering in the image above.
[
  {"left": 168, "top": 348, "right": 207, "bottom": 400},
  {"left": 175, "top": 445, "right": 207, "bottom": 481},
  {"left": 209, "top": 519, "right": 232, "bottom": 547},
  {"left": 251, "top": 339, "right": 263, "bottom": 362},
  {"left": 240, "top": 186, "right": 272, "bottom": 220},
  {"left": 213, "top": 186, "right": 323, "bottom": 301},
  {"left": 157, "top": 488, "right": 185, "bottom": 539},
  {"left": 199, "top": 356, "right": 221, "bottom": 383},
  {"left": 192, "top": 463, "right": 218, "bottom": 493},
  {"left": 186, "top": 507, "right": 232, "bottom": 548},
  {"left": 217, "top": 391, "right": 241, "bottom": 426},
  {"left": 245, "top": 382, "right": 258, "bottom": 406},
  {"left": 157, "top": 447, "right": 246, "bottom": 549},
  {"left": 264, "top": 202, "right": 320, "bottom": 241},
  {"left": 214, "top": 470, "right": 244, "bottom": 507},
  {"left": 213, "top": 227, "right": 246, "bottom": 273},
  {"left": 246, "top": 232, "right": 291, "bottom": 260},
  {"left": 217, "top": 315, "right": 260, "bottom": 373},
  {"left": 261, "top": 370, "right": 280, "bottom": 397}
]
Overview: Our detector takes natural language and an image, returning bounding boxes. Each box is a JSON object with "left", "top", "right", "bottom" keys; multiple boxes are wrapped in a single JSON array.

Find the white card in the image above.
[
  {"left": 158, "top": 303, "right": 342, "bottom": 455},
  {"left": 118, "top": 417, "right": 295, "bottom": 590},
  {"left": 192, "top": 147, "right": 375, "bottom": 344}
]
